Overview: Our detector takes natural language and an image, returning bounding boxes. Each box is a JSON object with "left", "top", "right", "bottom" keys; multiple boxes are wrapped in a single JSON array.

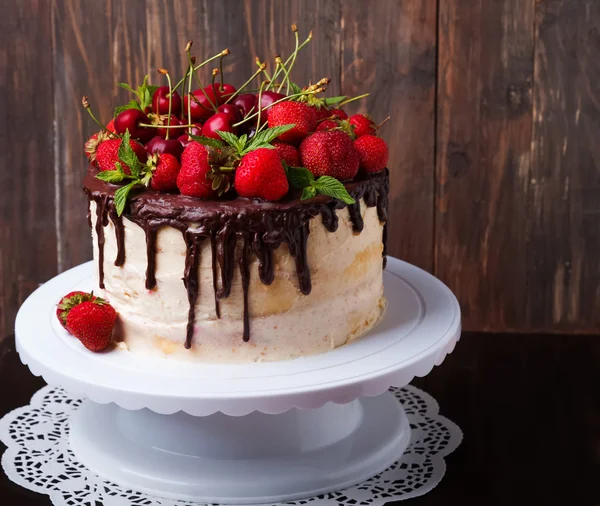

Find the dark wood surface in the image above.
[
  {"left": 1, "top": 331, "right": 599, "bottom": 504},
  {"left": 1, "top": 0, "right": 599, "bottom": 339}
]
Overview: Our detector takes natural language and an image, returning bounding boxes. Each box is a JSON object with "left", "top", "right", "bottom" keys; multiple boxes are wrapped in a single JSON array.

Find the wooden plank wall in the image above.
[{"left": 0, "top": 0, "right": 598, "bottom": 338}]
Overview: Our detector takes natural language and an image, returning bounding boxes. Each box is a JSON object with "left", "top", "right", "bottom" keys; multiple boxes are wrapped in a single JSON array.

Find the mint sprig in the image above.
[
  {"left": 286, "top": 165, "right": 355, "bottom": 205},
  {"left": 189, "top": 135, "right": 226, "bottom": 151},
  {"left": 95, "top": 130, "right": 149, "bottom": 216},
  {"left": 114, "top": 75, "right": 158, "bottom": 117},
  {"left": 216, "top": 125, "right": 295, "bottom": 156}
]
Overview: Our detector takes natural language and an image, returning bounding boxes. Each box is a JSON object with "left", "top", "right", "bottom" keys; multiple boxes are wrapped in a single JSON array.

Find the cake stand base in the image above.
[{"left": 70, "top": 392, "right": 410, "bottom": 504}]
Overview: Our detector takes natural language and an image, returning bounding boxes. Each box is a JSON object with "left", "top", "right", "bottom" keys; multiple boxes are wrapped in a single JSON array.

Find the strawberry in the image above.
[
  {"left": 349, "top": 114, "right": 376, "bottom": 138},
  {"left": 177, "top": 142, "right": 218, "bottom": 198},
  {"left": 56, "top": 291, "right": 97, "bottom": 328},
  {"left": 274, "top": 142, "right": 301, "bottom": 167},
  {"left": 316, "top": 119, "right": 338, "bottom": 132},
  {"left": 148, "top": 153, "right": 180, "bottom": 192},
  {"left": 355, "top": 135, "right": 389, "bottom": 173},
  {"left": 96, "top": 138, "right": 147, "bottom": 174},
  {"left": 330, "top": 109, "right": 348, "bottom": 120},
  {"left": 234, "top": 148, "right": 289, "bottom": 201},
  {"left": 66, "top": 300, "right": 117, "bottom": 352},
  {"left": 314, "top": 107, "right": 332, "bottom": 122},
  {"left": 268, "top": 102, "right": 317, "bottom": 144},
  {"left": 299, "top": 131, "right": 359, "bottom": 181}
]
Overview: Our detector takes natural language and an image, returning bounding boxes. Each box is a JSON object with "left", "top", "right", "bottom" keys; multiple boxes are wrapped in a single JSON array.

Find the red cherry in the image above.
[
  {"left": 233, "top": 94, "right": 258, "bottom": 118},
  {"left": 157, "top": 115, "right": 183, "bottom": 138},
  {"left": 215, "top": 83, "right": 236, "bottom": 102},
  {"left": 177, "top": 124, "right": 203, "bottom": 148},
  {"left": 260, "top": 91, "right": 286, "bottom": 122},
  {"left": 114, "top": 109, "right": 152, "bottom": 141},
  {"left": 217, "top": 104, "right": 241, "bottom": 122},
  {"left": 152, "top": 86, "right": 182, "bottom": 116},
  {"left": 201, "top": 112, "right": 237, "bottom": 140},
  {"left": 145, "top": 136, "right": 183, "bottom": 160},
  {"left": 184, "top": 88, "right": 218, "bottom": 120}
]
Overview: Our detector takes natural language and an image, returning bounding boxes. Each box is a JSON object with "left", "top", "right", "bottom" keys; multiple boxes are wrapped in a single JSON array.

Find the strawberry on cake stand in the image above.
[{"left": 15, "top": 29, "right": 461, "bottom": 504}]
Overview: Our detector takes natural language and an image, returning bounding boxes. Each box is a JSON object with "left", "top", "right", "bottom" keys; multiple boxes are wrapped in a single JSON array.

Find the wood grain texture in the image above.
[
  {"left": 0, "top": 1, "right": 57, "bottom": 339},
  {"left": 341, "top": 0, "right": 437, "bottom": 272},
  {"left": 51, "top": 0, "right": 147, "bottom": 272},
  {"left": 435, "top": 0, "right": 535, "bottom": 331},
  {"left": 529, "top": 0, "right": 600, "bottom": 332}
]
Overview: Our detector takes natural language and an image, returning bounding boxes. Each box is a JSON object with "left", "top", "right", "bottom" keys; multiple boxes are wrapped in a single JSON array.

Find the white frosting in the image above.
[{"left": 91, "top": 200, "right": 385, "bottom": 362}]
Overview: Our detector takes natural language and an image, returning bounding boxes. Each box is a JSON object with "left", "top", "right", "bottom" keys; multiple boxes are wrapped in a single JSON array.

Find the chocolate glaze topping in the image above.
[{"left": 84, "top": 167, "right": 389, "bottom": 347}]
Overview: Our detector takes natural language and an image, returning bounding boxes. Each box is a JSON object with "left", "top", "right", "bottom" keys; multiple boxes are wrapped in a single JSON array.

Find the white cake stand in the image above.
[{"left": 15, "top": 257, "right": 460, "bottom": 504}]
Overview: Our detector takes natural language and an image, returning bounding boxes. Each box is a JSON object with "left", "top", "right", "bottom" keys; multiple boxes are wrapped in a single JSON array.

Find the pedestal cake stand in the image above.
[{"left": 15, "top": 256, "right": 461, "bottom": 504}]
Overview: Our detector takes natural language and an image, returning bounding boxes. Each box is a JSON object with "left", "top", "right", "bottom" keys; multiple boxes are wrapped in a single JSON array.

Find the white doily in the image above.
[{"left": 0, "top": 385, "right": 462, "bottom": 505}]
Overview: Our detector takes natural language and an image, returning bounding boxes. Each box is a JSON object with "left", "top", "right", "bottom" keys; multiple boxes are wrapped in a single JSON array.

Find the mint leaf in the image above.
[
  {"left": 114, "top": 99, "right": 142, "bottom": 118},
  {"left": 217, "top": 130, "right": 245, "bottom": 153},
  {"left": 311, "top": 176, "right": 355, "bottom": 204},
  {"left": 289, "top": 82, "right": 303, "bottom": 95},
  {"left": 323, "top": 96, "right": 348, "bottom": 106},
  {"left": 118, "top": 130, "right": 141, "bottom": 178},
  {"left": 301, "top": 186, "right": 317, "bottom": 200},
  {"left": 190, "top": 134, "right": 226, "bottom": 150},
  {"left": 248, "top": 125, "right": 295, "bottom": 149},
  {"left": 96, "top": 168, "right": 125, "bottom": 183},
  {"left": 113, "top": 181, "right": 138, "bottom": 216},
  {"left": 117, "top": 82, "right": 136, "bottom": 94},
  {"left": 287, "top": 166, "right": 315, "bottom": 189},
  {"left": 117, "top": 76, "right": 158, "bottom": 112}
]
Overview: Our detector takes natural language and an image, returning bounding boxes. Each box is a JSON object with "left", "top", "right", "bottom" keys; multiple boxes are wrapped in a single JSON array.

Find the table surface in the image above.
[{"left": 1, "top": 331, "right": 599, "bottom": 505}]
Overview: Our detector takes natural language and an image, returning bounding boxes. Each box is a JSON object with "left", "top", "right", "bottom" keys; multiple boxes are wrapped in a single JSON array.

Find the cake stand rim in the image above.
[{"left": 15, "top": 256, "right": 461, "bottom": 415}]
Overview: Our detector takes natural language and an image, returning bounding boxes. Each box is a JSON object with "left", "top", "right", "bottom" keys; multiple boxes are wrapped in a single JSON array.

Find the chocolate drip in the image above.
[
  {"left": 253, "top": 233, "right": 275, "bottom": 285},
  {"left": 94, "top": 196, "right": 109, "bottom": 288},
  {"left": 109, "top": 210, "right": 126, "bottom": 266},
  {"left": 216, "top": 225, "right": 236, "bottom": 300},
  {"left": 210, "top": 233, "right": 221, "bottom": 318},
  {"left": 285, "top": 222, "right": 312, "bottom": 295},
  {"left": 144, "top": 224, "right": 158, "bottom": 290},
  {"left": 84, "top": 168, "right": 389, "bottom": 346},
  {"left": 239, "top": 235, "right": 251, "bottom": 342},
  {"left": 183, "top": 230, "right": 203, "bottom": 349}
]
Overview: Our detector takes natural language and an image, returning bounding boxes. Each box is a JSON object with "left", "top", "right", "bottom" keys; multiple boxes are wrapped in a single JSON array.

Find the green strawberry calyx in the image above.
[{"left": 57, "top": 291, "right": 106, "bottom": 324}]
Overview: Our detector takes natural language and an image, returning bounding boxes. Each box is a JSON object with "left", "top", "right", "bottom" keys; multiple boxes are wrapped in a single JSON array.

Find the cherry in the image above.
[
  {"left": 215, "top": 83, "right": 236, "bottom": 102},
  {"left": 152, "top": 86, "right": 182, "bottom": 116},
  {"left": 201, "top": 112, "right": 237, "bottom": 140},
  {"left": 156, "top": 115, "right": 183, "bottom": 138},
  {"left": 217, "top": 104, "right": 241, "bottom": 122},
  {"left": 145, "top": 136, "right": 183, "bottom": 160},
  {"left": 184, "top": 88, "right": 218, "bottom": 120},
  {"left": 114, "top": 109, "right": 153, "bottom": 140},
  {"left": 232, "top": 94, "right": 257, "bottom": 118},
  {"left": 178, "top": 124, "right": 202, "bottom": 148},
  {"left": 260, "top": 91, "right": 286, "bottom": 122}
]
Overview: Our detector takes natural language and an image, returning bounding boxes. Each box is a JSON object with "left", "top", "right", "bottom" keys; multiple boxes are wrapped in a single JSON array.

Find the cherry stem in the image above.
[
  {"left": 284, "top": 29, "right": 300, "bottom": 94},
  {"left": 139, "top": 123, "right": 194, "bottom": 129},
  {"left": 185, "top": 52, "right": 218, "bottom": 113},
  {"left": 173, "top": 50, "right": 226, "bottom": 89},
  {"left": 218, "top": 55, "right": 225, "bottom": 92},
  {"left": 256, "top": 80, "right": 267, "bottom": 131},
  {"left": 81, "top": 96, "right": 117, "bottom": 138},
  {"left": 275, "top": 56, "right": 292, "bottom": 94},
  {"left": 339, "top": 93, "right": 369, "bottom": 107},
  {"left": 159, "top": 69, "right": 173, "bottom": 140},
  {"left": 378, "top": 116, "right": 391, "bottom": 129},
  {"left": 232, "top": 90, "right": 321, "bottom": 127},
  {"left": 211, "top": 69, "right": 219, "bottom": 97},
  {"left": 225, "top": 64, "right": 267, "bottom": 104},
  {"left": 270, "top": 30, "right": 312, "bottom": 87},
  {"left": 186, "top": 61, "right": 193, "bottom": 135},
  {"left": 256, "top": 57, "right": 272, "bottom": 81}
]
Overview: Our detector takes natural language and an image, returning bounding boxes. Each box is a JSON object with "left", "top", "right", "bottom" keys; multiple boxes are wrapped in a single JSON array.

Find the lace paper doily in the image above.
[{"left": 0, "top": 385, "right": 462, "bottom": 505}]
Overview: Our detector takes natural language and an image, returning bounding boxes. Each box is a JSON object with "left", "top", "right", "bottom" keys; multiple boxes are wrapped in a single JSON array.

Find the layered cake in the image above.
[{"left": 68, "top": 29, "right": 390, "bottom": 362}]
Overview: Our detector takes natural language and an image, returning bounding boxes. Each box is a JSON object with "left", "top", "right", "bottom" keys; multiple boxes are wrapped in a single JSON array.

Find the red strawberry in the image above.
[
  {"left": 148, "top": 153, "right": 180, "bottom": 192},
  {"left": 177, "top": 142, "right": 217, "bottom": 198},
  {"left": 316, "top": 119, "right": 338, "bottom": 132},
  {"left": 66, "top": 301, "right": 117, "bottom": 352},
  {"left": 56, "top": 291, "right": 97, "bottom": 328},
  {"left": 274, "top": 142, "right": 300, "bottom": 167},
  {"left": 355, "top": 135, "right": 389, "bottom": 173},
  {"left": 268, "top": 102, "right": 317, "bottom": 144},
  {"left": 314, "top": 107, "right": 332, "bottom": 122},
  {"left": 234, "top": 148, "right": 289, "bottom": 201},
  {"left": 95, "top": 138, "right": 147, "bottom": 174},
  {"left": 299, "top": 131, "right": 359, "bottom": 181},
  {"left": 349, "top": 114, "right": 376, "bottom": 138},
  {"left": 330, "top": 109, "right": 348, "bottom": 120}
]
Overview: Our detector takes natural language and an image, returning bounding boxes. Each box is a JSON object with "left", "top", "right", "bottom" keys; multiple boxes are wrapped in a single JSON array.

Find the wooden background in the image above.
[{"left": 1, "top": 0, "right": 598, "bottom": 339}]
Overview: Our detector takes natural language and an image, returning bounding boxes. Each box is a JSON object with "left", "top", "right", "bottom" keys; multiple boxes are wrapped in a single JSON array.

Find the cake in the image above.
[{"left": 74, "top": 29, "right": 390, "bottom": 362}]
